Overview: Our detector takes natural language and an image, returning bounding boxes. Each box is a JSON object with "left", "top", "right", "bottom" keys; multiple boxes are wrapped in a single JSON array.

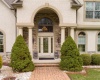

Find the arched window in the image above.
[
  {"left": 78, "top": 32, "right": 86, "bottom": 52},
  {"left": 97, "top": 32, "right": 100, "bottom": 51},
  {"left": 38, "top": 17, "right": 53, "bottom": 32},
  {"left": 0, "top": 31, "right": 4, "bottom": 52}
]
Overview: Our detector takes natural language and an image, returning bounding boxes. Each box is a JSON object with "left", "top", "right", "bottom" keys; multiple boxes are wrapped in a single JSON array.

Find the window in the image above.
[
  {"left": 86, "top": 2, "right": 100, "bottom": 19},
  {"left": 38, "top": 17, "right": 53, "bottom": 32},
  {"left": 78, "top": 32, "right": 86, "bottom": 52},
  {"left": 97, "top": 32, "right": 100, "bottom": 51},
  {"left": 0, "top": 32, "right": 4, "bottom": 52}
]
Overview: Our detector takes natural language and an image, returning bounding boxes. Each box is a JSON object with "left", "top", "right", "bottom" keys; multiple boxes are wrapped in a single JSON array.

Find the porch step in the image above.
[{"left": 35, "top": 63, "right": 59, "bottom": 67}]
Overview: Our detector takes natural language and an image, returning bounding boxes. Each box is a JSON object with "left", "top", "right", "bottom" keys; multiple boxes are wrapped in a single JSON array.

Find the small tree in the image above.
[
  {"left": 60, "top": 36, "right": 83, "bottom": 71},
  {"left": 10, "top": 35, "right": 35, "bottom": 72}
]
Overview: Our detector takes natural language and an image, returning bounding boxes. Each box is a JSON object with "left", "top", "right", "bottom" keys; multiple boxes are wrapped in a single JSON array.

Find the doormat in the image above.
[{"left": 39, "top": 58, "right": 54, "bottom": 60}]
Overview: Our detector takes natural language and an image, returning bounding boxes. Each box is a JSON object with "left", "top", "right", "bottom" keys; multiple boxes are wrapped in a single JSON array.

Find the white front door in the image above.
[{"left": 38, "top": 33, "right": 54, "bottom": 58}]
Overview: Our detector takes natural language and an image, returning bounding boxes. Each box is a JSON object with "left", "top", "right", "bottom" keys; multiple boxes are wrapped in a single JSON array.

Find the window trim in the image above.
[
  {"left": 0, "top": 30, "right": 6, "bottom": 55},
  {"left": 84, "top": 0, "right": 100, "bottom": 22},
  {"left": 96, "top": 32, "right": 100, "bottom": 52},
  {"left": 76, "top": 31, "right": 87, "bottom": 53},
  {"left": 78, "top": 32, "right": 86, "bottom": 52}
]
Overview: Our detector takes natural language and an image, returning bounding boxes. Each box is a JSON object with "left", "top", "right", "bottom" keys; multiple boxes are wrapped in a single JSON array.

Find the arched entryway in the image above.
[{"left": 33, "top": 8, "right": 60, "bottom": 59}]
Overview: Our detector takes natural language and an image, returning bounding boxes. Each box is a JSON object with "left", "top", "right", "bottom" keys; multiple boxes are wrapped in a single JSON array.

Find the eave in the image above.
[
  {"left": 71, "top": 4, "right": 82, "bottom": 9},
  {"left": 71, "top": 0, "right": 82, "bottom": 9},
  {"left": 11, "top": 1, "right": 23, "bottom": 9}
]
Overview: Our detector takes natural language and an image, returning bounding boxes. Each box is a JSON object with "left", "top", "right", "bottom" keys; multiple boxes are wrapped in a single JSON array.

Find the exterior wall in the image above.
[
  {"left": 78, "top": 0, "right": 100, "bottom": 27},
  {"left": 76, "top": 30, "right": 100, "bottom": 53},
  {"left": 0, "top": 1, "right": 16, "bottom": 55},
  {"left": 17, "top": 0, "right": 76, "bottom": 24}
]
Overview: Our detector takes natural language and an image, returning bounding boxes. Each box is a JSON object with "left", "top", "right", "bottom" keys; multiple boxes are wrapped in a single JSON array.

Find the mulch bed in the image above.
[
  {"left": 3, "top": 62, "right": 10, "bottom": 66},
  {"left": 3, "top": 76, "right": 16, "bottom": 80}
]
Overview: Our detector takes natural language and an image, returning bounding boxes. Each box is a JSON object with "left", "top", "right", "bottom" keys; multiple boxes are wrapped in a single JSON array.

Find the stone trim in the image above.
[
  {"left": 16, "top": 23, "right": 34, "bottom": 27},
  {"left": 31, "top": 4, "right": 63, "bottom": 25},
  {"left": 59, "top": 23, "right": 77, "bottom": 27},
  {"left": 77, "top": 25, "right": 100, "bottom": 29}
]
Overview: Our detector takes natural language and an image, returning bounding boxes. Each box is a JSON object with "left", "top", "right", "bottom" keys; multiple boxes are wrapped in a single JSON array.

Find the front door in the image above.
[{"left": 38, "top": 34, "right": 54, "bottom": 58}]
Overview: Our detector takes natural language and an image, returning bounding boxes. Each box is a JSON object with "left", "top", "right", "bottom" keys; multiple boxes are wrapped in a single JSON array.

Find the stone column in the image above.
[
  {"left": 28, "top": 27, "right": 33, "bottom": 58},
  {"left": 61, "top": 27, "right": 65, "bottom": 45},
  {"left": 70, "top": 27, "right": 75, "bottom": 40},
  {"left": 18, "top": 27, "right": 23, "bottom": 36}
]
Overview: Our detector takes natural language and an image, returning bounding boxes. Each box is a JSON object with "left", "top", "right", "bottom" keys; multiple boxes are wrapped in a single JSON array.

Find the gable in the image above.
[{"left": 2, "top": 0, "right": 15, "bottom": 9}]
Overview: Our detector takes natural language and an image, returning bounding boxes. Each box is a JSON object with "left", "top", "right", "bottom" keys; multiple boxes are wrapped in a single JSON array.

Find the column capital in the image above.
[
  {"left": 70, "top": 27, "right": 76, "bottom": 29},
  {"left": 28, "top": 27, "right": 34, "bottom": 29},
  {"left": 60, "top": 27, "right": 66, "bottom": 29},
  {"left": 18, "top": 26, "right": 23, "bottom": 29}
]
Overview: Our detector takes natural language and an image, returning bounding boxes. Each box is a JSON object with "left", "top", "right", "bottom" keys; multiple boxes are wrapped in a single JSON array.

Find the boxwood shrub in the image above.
[
  {"left": 80, "top": 54, "right": 91, "bottom": 65},
  {"left": 91, "top": 54, "right": 100, "bottom": 65}
]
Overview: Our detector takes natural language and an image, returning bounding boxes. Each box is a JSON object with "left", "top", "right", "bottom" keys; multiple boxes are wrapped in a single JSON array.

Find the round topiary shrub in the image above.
[
  {"left": 91, "top": 54, "right": 100, "bottom": 65},
  {"left": 60, "top": 36, "right": 83, "bottom": 71},
  {"left": 10, "top": 35, "right": 35, "bottom": 72},
  {"left": 80, "top": 54, "right": 91, "bottom": 65},
  {"left": 0, "top": 56, "right": 2, "bottom": 69}
]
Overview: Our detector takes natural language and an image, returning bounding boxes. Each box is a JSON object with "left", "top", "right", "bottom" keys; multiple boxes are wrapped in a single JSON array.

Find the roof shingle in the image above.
[{"left": 4, "top": 0, "right": 15, "bottom": 8}]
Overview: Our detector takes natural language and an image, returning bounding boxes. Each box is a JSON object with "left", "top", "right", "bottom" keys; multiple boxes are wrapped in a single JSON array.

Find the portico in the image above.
[{"left": 16, "top": 5, "right": 76, "bottom": 63}]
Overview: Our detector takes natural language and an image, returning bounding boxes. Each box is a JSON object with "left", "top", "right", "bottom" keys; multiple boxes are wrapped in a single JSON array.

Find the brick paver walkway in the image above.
[{"left": 29, "top": 67, "right": 70, "bottom": 80}]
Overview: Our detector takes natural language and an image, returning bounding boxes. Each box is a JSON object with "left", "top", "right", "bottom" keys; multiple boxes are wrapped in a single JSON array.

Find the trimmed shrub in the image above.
[
  {"left": 0, "top": 56, "right": 2, "bottom": 69},
  {"left": 10, "top": 35, "right": 35, "bottom": 72},
  {"left": 60, "top": 36, "right": 83, "bottom": 71},
  {"left": 80, "top": 54, "right": 91, "bottom": 65},
  {"left": 91, "top": 54, "right": 100, "bottom": 65}
]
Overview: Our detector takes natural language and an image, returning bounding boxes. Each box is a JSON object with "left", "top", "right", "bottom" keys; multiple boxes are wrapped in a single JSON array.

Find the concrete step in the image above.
[{"left": 35, "top": 63, "right": 59, "bottom": 67}]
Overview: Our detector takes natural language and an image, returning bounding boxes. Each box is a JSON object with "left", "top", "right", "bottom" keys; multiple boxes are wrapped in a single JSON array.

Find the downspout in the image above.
[
  {"left": 76, "top": 9, "right": 78, "bottom": 26},
  {"left": 11, "top": 8, "right": 17, "bottom": 37},
  {"left": 14, "top": 9, "right": 17, "bottom": 37}
]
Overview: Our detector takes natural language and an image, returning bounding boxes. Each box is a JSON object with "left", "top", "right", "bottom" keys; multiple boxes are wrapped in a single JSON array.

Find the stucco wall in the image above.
[
  {"left": 17, "top": 0, "right": 76, "bottom": 24},
  {"left": 0, "top": 1, "right": 15, "bottom": 54}
]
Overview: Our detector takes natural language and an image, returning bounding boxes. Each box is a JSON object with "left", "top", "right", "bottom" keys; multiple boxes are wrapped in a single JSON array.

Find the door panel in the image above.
[
  {"left": 38, "top": 36, "right": 54, "bottom": 55},
  {"left": 43, "top": 38, "right": 48, "bottom": 53}
]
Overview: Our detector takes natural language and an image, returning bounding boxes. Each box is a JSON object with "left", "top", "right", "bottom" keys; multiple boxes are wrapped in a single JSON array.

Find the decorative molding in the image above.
[
  {"left": 31, "top": 4, "right": 63, "bottom": 25},
  {"left": 59, "top": 23, "right": 77, "bottom": 27},
  {"left": 16, "top": 23, "right": 34, "bottom": 27},
  {"left": 77, "top": 25, "right": 100, "bottom": 29}
]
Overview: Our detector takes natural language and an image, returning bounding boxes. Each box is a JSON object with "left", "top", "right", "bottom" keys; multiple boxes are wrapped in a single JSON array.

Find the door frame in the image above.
[{"left": 37, "top": 33, "right": 54, "bottom": 58}]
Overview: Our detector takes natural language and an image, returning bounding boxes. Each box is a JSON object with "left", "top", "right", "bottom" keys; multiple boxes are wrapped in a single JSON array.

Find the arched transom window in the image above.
[
  {"left": 78, "top": 32, "right": 86, "bottom": 52},
  {"left": 97, "top": 32, "right": 100, "bottom": 51},
  {"left": 38, "top": 17, "right": 53, "bottom": 32},
  {"left": 0, "top": 31, "right": 4, "bottom": 52}
]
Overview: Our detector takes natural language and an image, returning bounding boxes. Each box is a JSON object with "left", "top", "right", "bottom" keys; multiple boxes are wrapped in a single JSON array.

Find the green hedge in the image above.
[
  {"left": 91, "top": 54, "right": 100, "bottom": 65},
  {"left": 80, "top": 54, "right": 91, "bottom": 65},
  {"left": 0, "top": 56, "right": 2, "bottom": 69}
]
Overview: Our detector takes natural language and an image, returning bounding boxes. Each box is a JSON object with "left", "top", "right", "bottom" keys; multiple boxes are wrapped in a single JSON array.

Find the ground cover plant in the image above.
[{"left": 68, "top": 68, "right": 100, "bottom": 80}]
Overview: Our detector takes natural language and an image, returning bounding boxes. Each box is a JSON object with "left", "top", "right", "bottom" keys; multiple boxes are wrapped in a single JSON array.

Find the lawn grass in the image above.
[{"left": 68, "top": 69, "right": 100, "bottom": 80}]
